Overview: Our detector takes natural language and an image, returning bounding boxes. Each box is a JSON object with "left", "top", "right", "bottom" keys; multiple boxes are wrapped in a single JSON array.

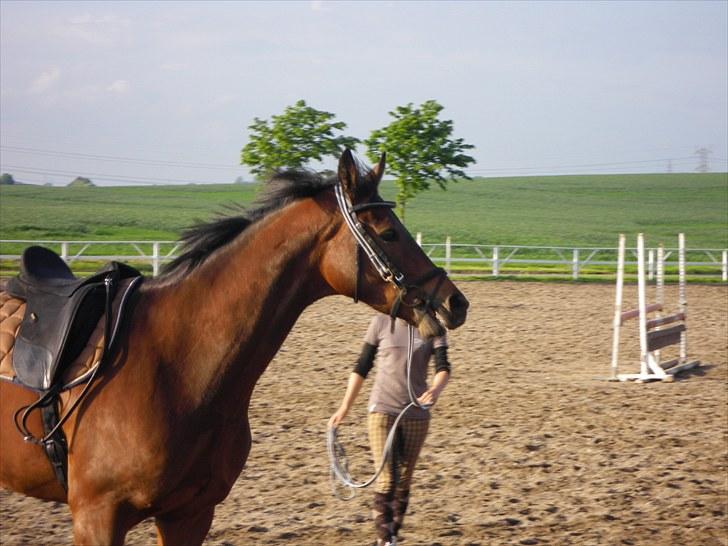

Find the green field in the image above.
[{"left": 1, "top": 173, "right": 726, "bottom": 278}]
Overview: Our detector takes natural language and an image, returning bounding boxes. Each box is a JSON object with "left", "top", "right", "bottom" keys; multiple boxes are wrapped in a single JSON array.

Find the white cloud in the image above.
[
  {"left": 107, "top": 80, "right": 130, "bottom": 94},
  {"left": 29, "top": 67, "right": 61, "bottom": 94}
]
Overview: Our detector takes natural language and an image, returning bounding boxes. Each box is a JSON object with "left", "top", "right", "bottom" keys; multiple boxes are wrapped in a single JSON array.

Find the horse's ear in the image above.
[
  {"left": 369, "top": 152, "right": 386, "bottom": 185},
  {"left": 338, "top": 149, "right": 358, "bottom": 197},
  {"left": 338, "top": 149, "right": 376, "bottom": 202}
]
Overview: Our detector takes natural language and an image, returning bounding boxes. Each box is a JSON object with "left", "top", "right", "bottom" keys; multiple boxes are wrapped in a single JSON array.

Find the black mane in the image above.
[{"left": 162, "top": 169, "right": 335, "bottom": 276}]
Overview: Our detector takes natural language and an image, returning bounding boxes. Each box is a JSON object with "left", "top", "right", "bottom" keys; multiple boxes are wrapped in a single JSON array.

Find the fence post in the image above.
[
  {"left": 61, "top": 242, "right": 69, "bottom": 262},
  {"left": 572, "top": 249, "right": 580, "bottom": 280},
  {"left": 445, "top": 236, "right": 451, "bottom": 274},
  {"left": 492, "top": 246, "right": 499, "bottom": 277},
  {"left": 152, "top": 242, "right": 160, "bottom": 277}
]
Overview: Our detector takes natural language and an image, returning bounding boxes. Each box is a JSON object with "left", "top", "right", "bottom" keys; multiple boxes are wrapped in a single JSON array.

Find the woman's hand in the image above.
[
  {"left": 417, "top": 370, "right": 450, "bottom": 408},
  {"left": 417, "top": 387, "right": 441, "bottom": 408},
  {"left": 328, "top": 407, "right": 348, "bottom": 429}
]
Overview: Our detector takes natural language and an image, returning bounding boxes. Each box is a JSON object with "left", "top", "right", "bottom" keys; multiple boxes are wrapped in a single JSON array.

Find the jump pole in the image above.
[
  {"left": 678, "top": 233, "right": 688, "bottom": 364},
  {"left": 609, "top": 234, "right": 626, "bottom": 380},
  {"left": 636, "top": 233, "right": 658, "bottom": 380}
]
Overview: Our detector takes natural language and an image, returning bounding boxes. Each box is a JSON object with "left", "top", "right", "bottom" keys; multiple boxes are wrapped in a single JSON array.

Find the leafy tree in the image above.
[
  {"left": 241, "top": 100, "right": 359, "bottom": 178},
  {"left": 0, "top": 173, "right": 16, "bottom": 185},
  {"left": 364, "top": 100, "right": 476, "bottom": 221}
]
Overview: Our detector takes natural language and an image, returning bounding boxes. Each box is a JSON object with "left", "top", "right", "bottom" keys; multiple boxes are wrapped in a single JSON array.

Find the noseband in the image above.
[{"left": 333, "top": 183, "right": 447, "bottom": 325}]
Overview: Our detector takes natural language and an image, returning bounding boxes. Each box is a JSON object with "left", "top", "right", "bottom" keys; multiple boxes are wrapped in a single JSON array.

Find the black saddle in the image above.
[
  {"left": 6, "top": 246, "right": 142, "bottom": 391},
  {"left": 6, "top": 246, "right": 143, "bottom": 491}
]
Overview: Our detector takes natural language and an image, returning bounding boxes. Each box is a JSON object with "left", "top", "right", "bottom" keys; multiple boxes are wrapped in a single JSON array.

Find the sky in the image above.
[{"left": 1, "top": 0, "right": 726, "bottom": 186}]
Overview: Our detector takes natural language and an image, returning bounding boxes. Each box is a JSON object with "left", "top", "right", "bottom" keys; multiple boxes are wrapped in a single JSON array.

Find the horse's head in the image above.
[{"left": 322, "top": 150, "right": 468, "bottom": 338}]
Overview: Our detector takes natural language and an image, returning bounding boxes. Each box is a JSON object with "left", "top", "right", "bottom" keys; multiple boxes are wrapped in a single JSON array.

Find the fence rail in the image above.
[{"left": 2, "top": 237, "right": 727, "bottom": 281}]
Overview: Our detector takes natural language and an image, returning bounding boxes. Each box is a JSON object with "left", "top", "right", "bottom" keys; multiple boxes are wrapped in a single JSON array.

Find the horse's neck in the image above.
[{"left": 149, "top": 199, "right": 335, "bottom": 413}]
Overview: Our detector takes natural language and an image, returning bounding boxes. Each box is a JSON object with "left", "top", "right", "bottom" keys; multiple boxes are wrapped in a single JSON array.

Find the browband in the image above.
[{"left": 350, "top": 201, "right": 396, "bottom": 213}]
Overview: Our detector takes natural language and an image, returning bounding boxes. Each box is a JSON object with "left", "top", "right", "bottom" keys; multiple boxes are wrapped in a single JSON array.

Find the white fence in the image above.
[{"left": 1, "top": 238, "right": 727, "bottom": 281}]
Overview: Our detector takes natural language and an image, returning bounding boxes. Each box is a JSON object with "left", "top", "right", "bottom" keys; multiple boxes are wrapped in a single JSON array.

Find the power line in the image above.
[
  {"left": 0, "top": 145, "right": 241, "bottom": 171},
  {"left": 0, "top": 164, "right": 235, "bottom": 185},
  {"left": 466, "top": 156, "right": 699, "bottom": 174}
]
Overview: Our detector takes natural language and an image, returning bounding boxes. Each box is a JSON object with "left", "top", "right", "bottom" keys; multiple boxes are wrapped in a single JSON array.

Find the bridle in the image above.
[{"left": 333, "top": 182, "right": 447, "bottom": 326}]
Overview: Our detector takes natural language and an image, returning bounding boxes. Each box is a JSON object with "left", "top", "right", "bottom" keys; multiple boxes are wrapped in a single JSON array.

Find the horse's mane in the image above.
[{"left": 161, "top": 169, "right": 336, "bottom": 276}]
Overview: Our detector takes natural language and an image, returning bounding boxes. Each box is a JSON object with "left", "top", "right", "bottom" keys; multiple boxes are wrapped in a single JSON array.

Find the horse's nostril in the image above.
[{"left": 448, "top": 293, "right": 469, "bottom": 314}]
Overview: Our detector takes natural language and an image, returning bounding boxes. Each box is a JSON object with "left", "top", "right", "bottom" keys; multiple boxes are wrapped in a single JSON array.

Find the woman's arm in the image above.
[
  {"left": 328, "top": 372, "right": 365, "bottom": 428},
  {"left": 329, "top": 334, "right": 378, "bottom": 428},
  {"left": 417, "top": 343, "right": 451, "bottom": 407}
]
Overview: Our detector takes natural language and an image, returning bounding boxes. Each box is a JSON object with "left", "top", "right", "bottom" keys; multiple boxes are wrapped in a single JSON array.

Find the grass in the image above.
[
  {"left": 394, "top": 173, "right": 727, "bottom": 249},
  {"left": 1, "top": 172, "right": 726, "bottom": 279}
]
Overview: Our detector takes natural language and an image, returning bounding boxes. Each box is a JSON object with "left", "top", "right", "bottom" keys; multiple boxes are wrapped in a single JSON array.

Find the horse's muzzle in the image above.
[{"left": 437, "top": 292, "right": 469, "bottom": 329}]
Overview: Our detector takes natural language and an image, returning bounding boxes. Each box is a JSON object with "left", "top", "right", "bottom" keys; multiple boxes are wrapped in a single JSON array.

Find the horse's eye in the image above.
[{"left": 379, "top": 229, "right": 398, "bottom": 242}]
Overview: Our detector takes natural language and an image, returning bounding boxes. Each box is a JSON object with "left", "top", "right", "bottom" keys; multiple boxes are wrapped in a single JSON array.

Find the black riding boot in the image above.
[
  {"left": 372, "top": 491, "right": 395, "bottom": 545},
  {"left": 392, "top": 488, "right": 410, "bottom": 539}
]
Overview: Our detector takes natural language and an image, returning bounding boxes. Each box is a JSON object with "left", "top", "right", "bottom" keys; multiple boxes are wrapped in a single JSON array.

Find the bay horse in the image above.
[{"left": 0, "top": 150, "right": 468, "bottom": 545}]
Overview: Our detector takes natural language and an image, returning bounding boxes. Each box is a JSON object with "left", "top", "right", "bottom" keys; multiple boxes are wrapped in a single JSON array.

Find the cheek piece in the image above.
[{"left": 334, "top": 183, "right": 447, "bottom": 329}]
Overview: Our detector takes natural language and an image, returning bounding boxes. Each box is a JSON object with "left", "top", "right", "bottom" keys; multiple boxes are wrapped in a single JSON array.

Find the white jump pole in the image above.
[
  {"left": 610, "top": 234, "right": 626, "bottom": 380},
  {"left": 655, "top": 244, "right": 665, "bottom": 365},
  {"left": 678, "top": 233, "right": 687, "bottom": 364},
  {"left": 637, "top": 233, "right": 649, "bottom": 378}
]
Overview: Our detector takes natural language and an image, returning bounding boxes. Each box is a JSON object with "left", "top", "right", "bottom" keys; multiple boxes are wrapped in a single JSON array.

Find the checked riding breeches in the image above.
[{"left": 368, "top": 412, "right": 429, "bottom": 543}]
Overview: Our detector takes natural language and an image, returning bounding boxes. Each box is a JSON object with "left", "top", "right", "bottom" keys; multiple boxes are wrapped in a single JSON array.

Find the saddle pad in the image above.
[{"left": 0, "top": 287, "right": 124, "bottom": 388}]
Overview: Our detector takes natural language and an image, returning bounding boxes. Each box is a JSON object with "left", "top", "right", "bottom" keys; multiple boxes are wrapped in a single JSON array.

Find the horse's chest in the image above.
[{"left": 164, "top": 417, "right": 251, "bottom": 506}]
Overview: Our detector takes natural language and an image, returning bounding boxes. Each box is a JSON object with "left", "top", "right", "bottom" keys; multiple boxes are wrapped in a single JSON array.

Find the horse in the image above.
[{"left": 0, "top": 150, "right": 469, "bottom": 545}]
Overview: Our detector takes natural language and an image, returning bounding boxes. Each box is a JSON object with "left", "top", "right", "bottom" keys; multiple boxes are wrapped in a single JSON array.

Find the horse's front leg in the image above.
[
  {"left": 155, "top": 506, "right": 215, "bottom": 546},
  {"left": 70, "top": 497, "right": 135, "bottom": 546}
]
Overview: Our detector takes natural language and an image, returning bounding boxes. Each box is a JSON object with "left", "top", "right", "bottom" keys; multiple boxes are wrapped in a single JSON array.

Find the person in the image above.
[{"left": 328, "top": 312, "right": 451, "bottom": 546}]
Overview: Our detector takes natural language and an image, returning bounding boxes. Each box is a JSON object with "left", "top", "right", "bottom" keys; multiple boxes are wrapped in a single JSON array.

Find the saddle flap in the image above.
[{"left": 13, "top": 283, "right": 105, "bottom": 391}]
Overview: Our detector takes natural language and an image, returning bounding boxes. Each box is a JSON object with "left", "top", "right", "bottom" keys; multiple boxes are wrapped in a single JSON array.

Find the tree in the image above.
[
  {"left": 68, "top": 176, "right": 94, "bottom": 187},
  {"left": 364, "top": 100, "right": 476, "bottom": 221},
  {"left": 241, "top": 100, "right": 359, "bottom": 178},
  {"left": 0, "top": 173, "right": 16, "bottom": 185}
]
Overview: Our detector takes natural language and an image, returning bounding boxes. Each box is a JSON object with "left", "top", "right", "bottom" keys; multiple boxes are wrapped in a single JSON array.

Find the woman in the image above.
[{"left": 328, "top": 313, "right": 451, "bottom": 546}]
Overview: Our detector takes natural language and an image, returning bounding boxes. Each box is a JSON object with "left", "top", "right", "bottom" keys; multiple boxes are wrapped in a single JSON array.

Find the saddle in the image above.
[
  {"left": 3, "top": 246, "right": 143, "bottom": 491},
  {"left": 6, "top": 246, "right": 141, "bottom": 391}
]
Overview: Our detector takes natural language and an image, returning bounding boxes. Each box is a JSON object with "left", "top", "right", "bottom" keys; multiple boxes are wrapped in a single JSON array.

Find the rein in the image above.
[{"left": 328, "top": 182, "right": 444, "bottom": 498}]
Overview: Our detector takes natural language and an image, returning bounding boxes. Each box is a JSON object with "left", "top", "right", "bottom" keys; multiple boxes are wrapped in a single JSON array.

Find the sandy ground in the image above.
[{"left": 1, "top": 281, "right": 726, "bottom": 546}]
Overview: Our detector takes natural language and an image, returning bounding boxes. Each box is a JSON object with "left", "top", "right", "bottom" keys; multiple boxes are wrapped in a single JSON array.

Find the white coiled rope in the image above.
[{"left": 327, "top": 324, "right": 431, "bottom": 499}]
